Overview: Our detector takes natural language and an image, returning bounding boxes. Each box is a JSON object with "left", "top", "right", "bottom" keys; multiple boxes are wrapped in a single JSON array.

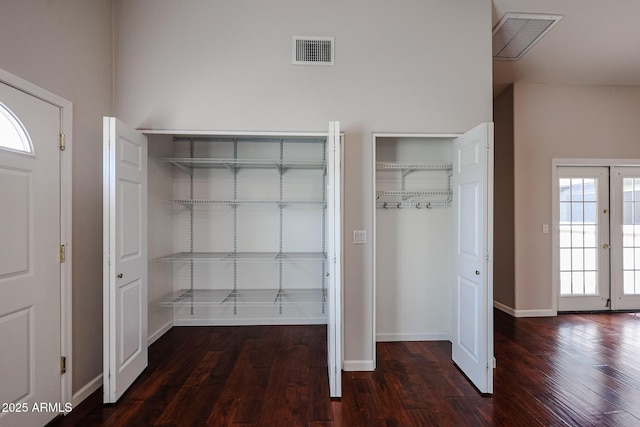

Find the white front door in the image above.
[
  {"left": 557, "top": 166, "right": 610, "bottom": 311},
  {"left": 451, "top": 122, "right": 494, "bottom": 394},
  {"left": 326, "top": 121, "right": 342, "bottom": 398},
  {"left": 103, "top": 117, "right": 148, "bottom": 403},
  {"left": 0, "top": 81, "right": 62, "bottom": 425}
]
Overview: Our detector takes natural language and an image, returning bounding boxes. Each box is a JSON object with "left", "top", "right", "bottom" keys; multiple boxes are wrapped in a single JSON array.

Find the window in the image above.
[
  {"left": 0, "top": 102, "right": 33, "bottom": 154},
  {"left": 622, "top": 178, "right": 640, "bottom": 295},
  {"left": 559, "top": 177, "right": 599, "bottom": 296}
]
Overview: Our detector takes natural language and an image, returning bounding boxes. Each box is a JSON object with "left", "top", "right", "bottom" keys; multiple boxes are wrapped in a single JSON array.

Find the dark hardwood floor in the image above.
[{"left": 53, "top": 310, "right": 640, "bottom": 426}]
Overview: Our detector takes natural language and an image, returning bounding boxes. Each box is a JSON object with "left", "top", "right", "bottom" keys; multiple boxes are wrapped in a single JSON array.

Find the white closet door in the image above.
[
  {"left": 326, "top": 121, "right": 342, "bottom": 398},
  {"left": 103, "top": 117, "right": 148, "bottom": 403},
  {"left": 451, "top": 122, "right": 494, "bottom": 394}
]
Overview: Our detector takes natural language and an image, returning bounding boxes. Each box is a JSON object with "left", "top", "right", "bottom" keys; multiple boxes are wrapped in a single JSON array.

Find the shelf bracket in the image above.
[
  {"left": 170, "top": 161, "right": 193, "bottom": 177},
  {"left": 176, "top": 201, "right": 194, "bottom": 210},
  {"left": 223, "top": 163, "right": 238, "bottom": 175},
  {"left": 274, "top": 289, "right": 284, "bottom": 303},
  {"left": 221, "top": 290, "right": 237, "bottom": 304}
]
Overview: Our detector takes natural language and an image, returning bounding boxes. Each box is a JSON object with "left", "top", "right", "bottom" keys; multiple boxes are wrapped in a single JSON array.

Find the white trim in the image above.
[
  {"left": 141, "top": 129, "right": 329, "bottom": 138},
  {"left": 494, "top": 301, "right": 556, "bottom": 317},
  {"left": 376, "top": 332, "right": 450, "bottom": 342},
  {"left": 147, "top": 320, "right": 173, "bottom": 346},
  {"left": 173, "top": 318, "right": 328, "bottom": 326},
  {"left": 343, "top": 359, "right": 375, "bottom": 372},
  {"left": 551, "top": 160, "right": 560, "bottom": 314},
  {"left": 552, "top": 158, "right": 640, "bottom": 167},
  {"left": 372, "top": 132, "right": 461, "bottom": 139},
  {"left": 513, "top": 309, "right": 556, "bottom": 318},
  {"left": 0, "top": 67, "right": 73, "bottom": 409},
  {"left": 339, "top": 133, "right": 346, "bottom": 376},
  {"left": 71, "top": 374, "right": 102, "bottom": 408},
  {"left": 494, "top": 301, "right": 516, "bottom": 316},
  {"left": 370, "top": 133, "right": 377, "bottom": 367}
]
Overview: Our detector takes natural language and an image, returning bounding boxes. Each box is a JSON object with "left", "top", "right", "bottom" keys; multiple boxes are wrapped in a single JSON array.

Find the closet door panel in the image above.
[
  {"left": 326, "top": 121, "right": 342, "bottom": 398},
  {"left": 103, "top": 117, "right": 148, "bottom": 403},
  {"left": 451, "top": 122, "right": 493, "bottom": 395}
]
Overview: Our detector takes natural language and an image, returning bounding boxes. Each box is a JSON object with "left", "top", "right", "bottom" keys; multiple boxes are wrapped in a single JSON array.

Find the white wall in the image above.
[
  {"left": 147, "top": 136, "right": 175, "bottom": 341},
  {"left": 0, "top": 0, "right": 113, "bottom": 393},
  {"left": 375, "top": 137, "right": 453, "bottom": 341},
  {"left": 114, "top": 0, "right": 493, "bottom": 367},
  {"left": 493, "top": 86, "right": 515, "bottom": 309},
  {"left": 513, "top": 83, "right": 640, "bottom": 313}
]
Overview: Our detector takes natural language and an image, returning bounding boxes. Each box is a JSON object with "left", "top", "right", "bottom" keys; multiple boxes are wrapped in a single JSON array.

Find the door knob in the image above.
[
  {"left": 117, "top": 273, "right": 123, "bottom": 278},
  {"left": 603, "top": 243, "right": 610, "bottom": 249},
  {"left": 475, "top": 270, "right": 480, "bottom": 275}
]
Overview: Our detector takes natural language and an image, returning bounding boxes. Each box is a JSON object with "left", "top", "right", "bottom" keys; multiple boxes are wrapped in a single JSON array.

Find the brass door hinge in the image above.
[
  {"left": 59, "top": 245, "right": 66, "bottom": 262},
  {"left": 59, "top": 134, "right": 66, "bottom": 151},
  {"left": 60, "top": 356, "right": 67, "bottom": 374}
]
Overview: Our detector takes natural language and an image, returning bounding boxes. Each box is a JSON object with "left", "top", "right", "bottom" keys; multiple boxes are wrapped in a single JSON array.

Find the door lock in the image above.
[{"left": 117, "top": 273, "right": 123, "bottom": 278}]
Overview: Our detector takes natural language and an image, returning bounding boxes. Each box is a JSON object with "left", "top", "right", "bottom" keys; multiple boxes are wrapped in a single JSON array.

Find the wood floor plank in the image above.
[{"left": 52, "top": 311, "right": 640, "bottom": 427}]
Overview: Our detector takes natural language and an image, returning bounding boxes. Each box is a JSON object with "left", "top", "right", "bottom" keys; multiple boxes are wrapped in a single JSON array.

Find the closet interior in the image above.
[
  {"left": 148, "top": 133, "right": 331, "bottom": 327},
  {"left": 375, "top": 135, "right": 454, "bottom": 342}
]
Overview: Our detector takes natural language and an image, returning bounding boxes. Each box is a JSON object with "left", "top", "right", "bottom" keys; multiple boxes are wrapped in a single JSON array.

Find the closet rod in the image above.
[{"left": 376, "top": 200, "right": 450, "bottom": 209}]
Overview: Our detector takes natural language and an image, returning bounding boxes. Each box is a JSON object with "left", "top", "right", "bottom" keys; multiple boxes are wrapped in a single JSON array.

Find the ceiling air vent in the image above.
[
  {"left": 493, "top": 13, "right": 563, "bottom": 61},
  {"left": 292, "top": 36, "right": 334, "bottom": 66}
]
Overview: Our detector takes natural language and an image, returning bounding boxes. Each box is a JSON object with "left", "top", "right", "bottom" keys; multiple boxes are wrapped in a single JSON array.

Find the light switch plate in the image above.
[{"left": 353, "top": 230, "right": 367, "bottom": 244}]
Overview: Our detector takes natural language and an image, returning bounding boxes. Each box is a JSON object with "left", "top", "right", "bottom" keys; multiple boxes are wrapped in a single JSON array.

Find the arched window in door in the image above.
[{"left": 0, "top": 101, "right": 33, "bottom": 154}]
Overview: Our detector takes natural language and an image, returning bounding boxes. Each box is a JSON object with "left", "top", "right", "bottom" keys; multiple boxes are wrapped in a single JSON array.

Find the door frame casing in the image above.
[
  {"left": 552, "top": 158, "right": 640, "bottom": 313},
  {"left": 0, "top": 68, "right": 73, "bottom": 406}
]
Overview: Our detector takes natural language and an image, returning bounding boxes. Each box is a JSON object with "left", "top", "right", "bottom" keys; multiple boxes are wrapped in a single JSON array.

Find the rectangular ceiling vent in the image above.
[
  {"left": 493, "top": 13, "right": 563, "bottom": 61},
  {"left": 293, "top": 36, "right": 334, "bottom": 66}
]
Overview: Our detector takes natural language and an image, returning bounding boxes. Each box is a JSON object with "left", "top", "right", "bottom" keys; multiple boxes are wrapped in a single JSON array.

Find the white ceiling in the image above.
[{"left": 492, "top": 0, "right": 640, "bottom": 96}]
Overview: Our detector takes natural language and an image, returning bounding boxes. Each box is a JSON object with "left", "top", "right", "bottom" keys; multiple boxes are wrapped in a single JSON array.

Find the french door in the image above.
[
  {"left": 557, "top": 165, "right": 640, "bottom": 311},
  {"left": 557, "top": 167, "right": 610, "bottom": 311},
  {"left": 611, "top": 167, "right": 640, "bottom": 309}
]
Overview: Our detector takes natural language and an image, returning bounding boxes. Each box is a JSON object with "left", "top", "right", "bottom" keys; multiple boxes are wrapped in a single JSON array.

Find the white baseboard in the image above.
[
  {"left": 343, "top": 360, "right": 375, "bottom": 371},
  {"left": 494, "top": 301, "right": 555, "bottom": 317},
  {"left": 512, "top": 309, "right": 555, "bottom": 317},
  {"left": 72, "top": 373, "right": 102, "bottom": 408},
  {"left": 493, "top": 301, "right": 516, "bottom": 316},
  {"left": 148, "top": 320, "right": 173, "bottom": 345},
  {"left": 173, "top": 317, "right": 327, "bottom": 326},
  {"left": 376, "top": 332, "right": 450, "bottom": 342}
]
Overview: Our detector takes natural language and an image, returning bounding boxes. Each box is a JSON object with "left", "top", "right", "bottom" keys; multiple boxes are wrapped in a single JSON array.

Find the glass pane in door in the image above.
[
  {"left": 559, "top": 178, "right": 598, "bottom": 295},
  {"left": 622, "top": 178, "right": 640, "bottom": 295}
]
